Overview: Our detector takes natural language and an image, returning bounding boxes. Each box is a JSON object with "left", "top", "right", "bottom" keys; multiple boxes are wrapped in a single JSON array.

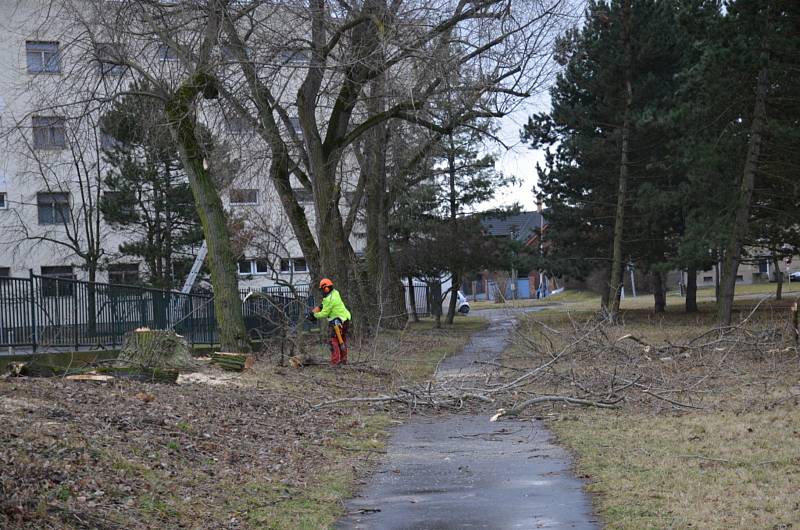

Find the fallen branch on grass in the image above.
[{"left": 490, "top": 395, "right": 619, "bottom": 421}]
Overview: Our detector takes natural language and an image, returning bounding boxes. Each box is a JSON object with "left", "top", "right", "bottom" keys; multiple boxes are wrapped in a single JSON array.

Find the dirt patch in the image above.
[{"left": 0, "top": 316, "right": 483, "bottom": 529}]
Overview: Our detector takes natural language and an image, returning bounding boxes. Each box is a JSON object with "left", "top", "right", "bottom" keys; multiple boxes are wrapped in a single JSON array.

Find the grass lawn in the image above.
[
  {"left": 470, "top": 280, "right": 800, "bottom": 313},
  {"left": 0, "top": 316, "right": 485, "bottom": 529},
  {"left": 504, "top": 295, "right": 800, "bottom": 529}
]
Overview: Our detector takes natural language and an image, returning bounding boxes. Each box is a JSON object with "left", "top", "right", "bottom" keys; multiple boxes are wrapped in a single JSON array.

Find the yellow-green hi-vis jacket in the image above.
[{"left": 314, "top": 288, "right": 352, "bottom": 322}]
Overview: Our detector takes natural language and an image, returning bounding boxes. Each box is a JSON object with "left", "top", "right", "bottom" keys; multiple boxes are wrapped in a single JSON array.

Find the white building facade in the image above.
[{"left": 0, "top": 1, "right": 364, "bottom": 292}]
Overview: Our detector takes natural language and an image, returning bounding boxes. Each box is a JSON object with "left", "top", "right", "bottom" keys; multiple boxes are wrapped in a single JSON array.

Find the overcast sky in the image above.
[{"left": 481, "top": 92, "right": 551, "bottom": 213}]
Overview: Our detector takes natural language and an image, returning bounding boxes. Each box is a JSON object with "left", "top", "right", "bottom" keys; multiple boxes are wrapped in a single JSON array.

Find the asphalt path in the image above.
[{"left": 335, "top": 308, "right": 599, "bottom": 530}]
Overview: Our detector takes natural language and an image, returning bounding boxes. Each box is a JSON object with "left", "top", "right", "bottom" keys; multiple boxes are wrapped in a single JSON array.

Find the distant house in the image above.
[
  {"left": 481, "top": 211, "right": 545, "bottom": 245},
  {"left": 462, "top": 210, "right": 554, "bottom": 301}
]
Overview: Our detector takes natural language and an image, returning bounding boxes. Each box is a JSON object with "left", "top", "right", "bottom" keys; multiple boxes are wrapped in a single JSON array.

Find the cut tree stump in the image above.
[{"left": 119, "top": 329, "right": 195, "bottom": 370}]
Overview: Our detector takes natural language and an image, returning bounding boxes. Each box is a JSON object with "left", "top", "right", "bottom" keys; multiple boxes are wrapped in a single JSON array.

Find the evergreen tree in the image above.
[
  {"left": 672, "top": 0, "right": 800, "bottom": 322},
  {"left": 100, "top": 84, "right": 204, "bottom": 288},
  {"left": 524, "top": 0, "right": 689, "bottom": 313},
  {"left": 392, "top": 120, "right": 512, "bottom": 326}
]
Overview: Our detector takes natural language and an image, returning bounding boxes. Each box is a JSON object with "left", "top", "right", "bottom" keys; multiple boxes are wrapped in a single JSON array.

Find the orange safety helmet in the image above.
[{"left": 319, "top": 278, "right": 334, "bottom": 290}]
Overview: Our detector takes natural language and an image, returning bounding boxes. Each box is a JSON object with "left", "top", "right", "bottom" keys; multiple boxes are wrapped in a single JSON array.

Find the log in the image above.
[
  {"left": 65, "top": 374, "right": 115, "bottom": 382},
  {"left": 96, "top": 366, "right": 179, "bottom": 384},
  {"left": 210, "top": 352, "right": 254, "bottom": 372}
]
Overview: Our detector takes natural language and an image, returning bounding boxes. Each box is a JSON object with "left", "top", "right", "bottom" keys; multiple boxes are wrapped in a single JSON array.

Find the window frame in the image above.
[
  {"left": 237, "top": 258, "right": 271, "bottom": 276},
  {"left": 32, "top": 116, "right": 67, "bottom": 150},
  {"left": 96, "top": 42, "right": 127, "bottom": 76},
  {"left": 37, "top": 191, "right": 70, "bottom": 225},
  {"left": 26, "top": 41, "right": 61, "bottom": 74},
  {"left": 158, "top": 44, "right": 179, "bottom": 62},
  {"left": 0, "top": 192, "right": 7, "bottom": 210},
  {"left": 289, "top": 116, "right": 303, "bottom": 138},
  {"left": 40, "top": 265, "right": 75, "bottom": 297},
  {"left": 292, "top": 258, "right": 308, "bottom": 272},
  {"left": 291, "top": 188, "right": 313, "bottom": 204},
  {"left": 278, "top": 49, "right": 310, "bottom": 66},
  {"left": 108, "top": 263, "right": 140, "bottom": 285},
  {"left": 229, "top": 188, "right": 259, "bottom": 205}
]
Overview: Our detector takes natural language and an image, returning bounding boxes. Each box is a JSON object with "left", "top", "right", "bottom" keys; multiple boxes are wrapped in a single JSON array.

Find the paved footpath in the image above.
[{"left": 335, "top": 308, "right": 599, "bottom": 530}]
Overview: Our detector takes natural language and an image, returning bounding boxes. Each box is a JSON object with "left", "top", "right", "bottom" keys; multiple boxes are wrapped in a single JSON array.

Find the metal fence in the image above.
[
  {"left": 241, "top": 285, "right": 315, "bottom": 339},
  {"left": 0, "top": 273, "right": 312, "bottom": 352},
  {"left": 406, "top": 284, "right": 432, "bottom": 317}
]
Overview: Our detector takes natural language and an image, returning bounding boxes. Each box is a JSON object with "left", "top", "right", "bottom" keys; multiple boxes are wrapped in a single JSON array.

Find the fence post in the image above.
[
  {"left": 74, "top": 278, "right": 80, "bottom": 351},
  {"left": 28, "top": 269, "right": 37, "bottom": 353}
]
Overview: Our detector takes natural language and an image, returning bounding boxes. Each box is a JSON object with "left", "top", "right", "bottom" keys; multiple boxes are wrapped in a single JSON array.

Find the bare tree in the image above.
[
  {"left": 215, "top": 0, "right": 569, "bottom": 327},
  {"left": 1, "top": 111, "right": 106, "bottom": 284}
]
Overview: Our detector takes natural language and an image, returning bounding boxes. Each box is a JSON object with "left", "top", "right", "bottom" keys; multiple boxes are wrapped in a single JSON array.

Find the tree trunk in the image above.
[
  {"left": 407, "top": 276, "right": 419, "bottom": 323},
  {"left": 599, "top": 267, "right": 610, "bottom": 310},
  {"left": 87, "top": 264, "right": 98, "bottom": 337},
  {"left": 445, "top": 133, "right": 459, "bottom": 325},
  {"left": 430, "top": 279, "right": 442, "bottom": 329},
  {"left": 445, "top": 271, "right": 460, "bottom": 325},
  {"left": 166, "top": 78, "right": 250, "bottom": 353},
  {"left": 685, "top": 267, "right": 698, "bottom": 313},
  {"left": 773, "top": 254, "right": 783, "bottom": 301},
  {"left": 718, "top": 57, "right": 769, "bottom": 325},
  {"left": 607, "top": 0, "right": 633, "bottom": 322},
  {"left": 364, "top": 76, "right": 405, "bottom": 329},
  {"left": 652, "top": 271, "right": 666, "bottom": 313}
]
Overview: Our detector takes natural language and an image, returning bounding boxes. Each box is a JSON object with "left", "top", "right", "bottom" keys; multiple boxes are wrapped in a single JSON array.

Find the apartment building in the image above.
[{"left": 0, "top": 1, "right": 364, "bottom": 292}]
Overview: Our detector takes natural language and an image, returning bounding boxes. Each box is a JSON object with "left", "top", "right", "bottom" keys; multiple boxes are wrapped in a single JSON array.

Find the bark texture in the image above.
[
  {"left": 718, "top": 57, "right": 769, "bottom": 325},
  {"left": 166, "top": 73, "right": 250, "bottom": 352}
]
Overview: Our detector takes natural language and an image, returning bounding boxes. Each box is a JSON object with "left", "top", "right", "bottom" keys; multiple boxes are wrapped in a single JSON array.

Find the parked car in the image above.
[
  {"left": 457, "top": 291, "right": 470, "bottom": 314},
  {"left": 790, "top": 271, "right": 800, "bottom": 282}
]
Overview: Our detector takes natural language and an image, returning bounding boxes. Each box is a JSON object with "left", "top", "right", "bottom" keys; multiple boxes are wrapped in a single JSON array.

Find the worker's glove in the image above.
[{"left": 305, "top": 311, "right": 316, "bottom": 323}]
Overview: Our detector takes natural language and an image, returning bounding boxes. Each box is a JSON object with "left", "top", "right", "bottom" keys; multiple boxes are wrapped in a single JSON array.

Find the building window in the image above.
[
  {"left": 41, "top": 265, "right": 75, "bottom": 297},
  {"left": 292, "top": 188, "right": 313, "bottom": 204},
  {"left": 289, "top": 116, "right": 303, "bottom": 137},
  {"left": 37, "top": 192, "right": 70, "bottom": 225},
  {"left": 0, "top": 267, "right": 10, "bottom": 277},
  {"left": 33, "top": 116, "right": 67, "bottom": 149},
  {"left": 238, "top": 258, "right": 270, "bottom": 275},
  {"left": 736, "top": 275, "right": 744, "bottom": 282},
  {"left": 703, "top": 276, "right": 713, "bottom": 283},
  {"left": 221, "top": 44, "right": 251, "bottom": 62},
  {"left": 102, "top": 191, "right": 136, "bottom": 219},
  {"left": 100, "top": 128, "right": 121, "bottom": 150},
  {"left": 278, "top": 49, "right": 310, "bottom": 65},
  {"left": 279, "top": 258, "right": 308, "bottom": 274},
  {"left": 108, "top": 263, "right": 140, "bottom": 284},
  {"left": 96, "top": 43, "right": 126, "bottom": 76},
  {"left": 227, "top": 115, "right": 250, "bottom": 134},
  {"left": 26, "top": 41, "right": 61, "bottom": 73},
  {"left": 158, "top": 44, "right": 179, "bottom": 61},
  {"left": 0, "top": 192, "right": 7, "bottom": 210},
  {"left": 293, "top": 258, "right": 307, "bottom": 272},
  {"left": 230, "top": 188, "right": 258, "bottom": 205}
]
